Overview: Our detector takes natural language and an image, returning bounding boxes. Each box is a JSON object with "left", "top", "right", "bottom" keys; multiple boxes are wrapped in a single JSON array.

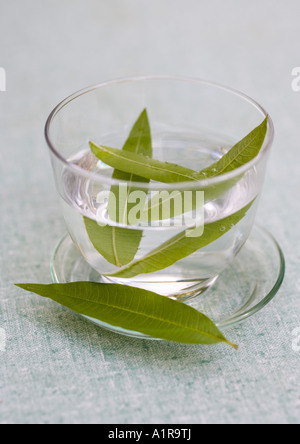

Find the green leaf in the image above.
[
  {"left": 91, "top": 118, "right": 268, "bottom": 223},
  {"left": 197, "top": 117, "right": 268, "bottom": 179},
  {"left": 86, "top": 113, "right": 265, "bottom": 278},
  {"left": 90, "top": 117, "right": 268, "bottom": 185},
  {"left": 140, "top": 188, "right": 203, "bottom": 223},
  {"left": 15, "top": 282, "right": 237, "bottom": 348},
  {"left": 83, "top": 220, "right": 144, "bottom": 267},
  {"left": 107, "top": 200, "right": 255, "bottom": 278},
  {"left": 89, "top": 142, "right": 200, "bottom": 184},
  {"left": 84, "top": 109, "right": 152, "bottom": 267},
  {"left": 110, "top": 108, "right": 153, "bottom": 222}
]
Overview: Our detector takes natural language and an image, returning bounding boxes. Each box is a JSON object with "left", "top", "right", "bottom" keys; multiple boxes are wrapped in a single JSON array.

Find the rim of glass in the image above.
[{"left": 45, "top": 75, "right": 274, "bottom": 190}]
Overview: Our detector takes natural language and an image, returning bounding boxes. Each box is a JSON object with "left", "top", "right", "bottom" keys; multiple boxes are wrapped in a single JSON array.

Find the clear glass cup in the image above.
[{"left": 45, "top": 76, "right": 274, "bottom": 301}]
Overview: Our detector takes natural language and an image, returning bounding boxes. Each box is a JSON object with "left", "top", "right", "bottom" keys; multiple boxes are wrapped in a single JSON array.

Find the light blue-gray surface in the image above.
[{"left": 0, "top": 0, "right": 299, "bottom": 424}]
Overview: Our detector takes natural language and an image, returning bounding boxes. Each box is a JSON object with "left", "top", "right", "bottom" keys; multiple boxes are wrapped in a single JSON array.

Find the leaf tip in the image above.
[
  {"left": 226, "top": 341, "right": 239, "bottom": 350},
  {"left": 140, "top": 108, "right": 149, "bottom": 123},
  {"left": 14, "top": 283, "right": 34, "bottom": 292},
  {"left": 15, "top": 283, "right": 45, "bottom": 295},
  {"left": 15, "top": 283, "right": 25, "bottom": 289},
  {"left": 89, "top": 140, "right": 96, "bottom": 150},
  {"left": 89, "top": 141, "right": 98, "bottom": 156}
]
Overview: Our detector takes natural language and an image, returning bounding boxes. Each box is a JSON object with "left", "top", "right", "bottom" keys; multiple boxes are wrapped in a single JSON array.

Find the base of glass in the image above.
[
  {"left": 50, "top": 225, "right": 285, "bottom": 337},
  {"left": 102, "top": 274, "right": 219, "bottom": 302}
]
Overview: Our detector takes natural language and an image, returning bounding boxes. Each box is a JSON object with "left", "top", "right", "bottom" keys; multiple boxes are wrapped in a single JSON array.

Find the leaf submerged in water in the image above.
[
  {"left": 107, "top": 200, "right": 255, "bottom": 278},
  {"left": 84, "top": 109, "right": 153, "bottom": 267}
]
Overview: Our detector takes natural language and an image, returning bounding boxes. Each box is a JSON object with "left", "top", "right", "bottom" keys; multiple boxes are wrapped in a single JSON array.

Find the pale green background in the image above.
[{"left": 1, "top": 0, "right": 299, "bottom": 424}]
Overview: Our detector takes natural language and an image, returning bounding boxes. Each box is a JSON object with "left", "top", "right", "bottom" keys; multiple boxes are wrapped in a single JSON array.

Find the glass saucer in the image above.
[{"left": 50, "top": 225, "right": 285, "bottom": 337}]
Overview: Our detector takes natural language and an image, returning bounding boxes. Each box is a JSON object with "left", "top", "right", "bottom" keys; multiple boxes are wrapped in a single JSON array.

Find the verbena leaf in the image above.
[
  {"left": 110, "top": 108, "right": 153, "bottom": 222},
  {"left": 84, "top": 110, "right": 152, "bottom": 267},
  {"left": 146, "top": 117, "right": 268, "bottom": 221},
  {"left": 83, "top": 220, "right": 143, "bottom": 267},
  {"left": 107, "top": 200, "right": 254, "bottom": 278},
  {"left": 140, "top": 188, "right": 203, "bottom": 223},
  {"left": 89, "top": 143, "right": 200, "bottom": 183},
  {"left": 90, "top": 117, "right": 268, "bottom": 185},
  {"left": 197, "top": 117, "right": 268, "bottom": 179},
  {"left": 15, "top": 282, "right": 237, "bottom": 348},
  {"left": 91, "top": 118, "right": 267, "bottom": 224}
]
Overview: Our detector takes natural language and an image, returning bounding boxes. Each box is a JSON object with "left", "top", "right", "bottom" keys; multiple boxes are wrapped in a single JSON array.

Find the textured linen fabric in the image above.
[{"left": 0, "top": 0, "right": 300, "bottom": 424}]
